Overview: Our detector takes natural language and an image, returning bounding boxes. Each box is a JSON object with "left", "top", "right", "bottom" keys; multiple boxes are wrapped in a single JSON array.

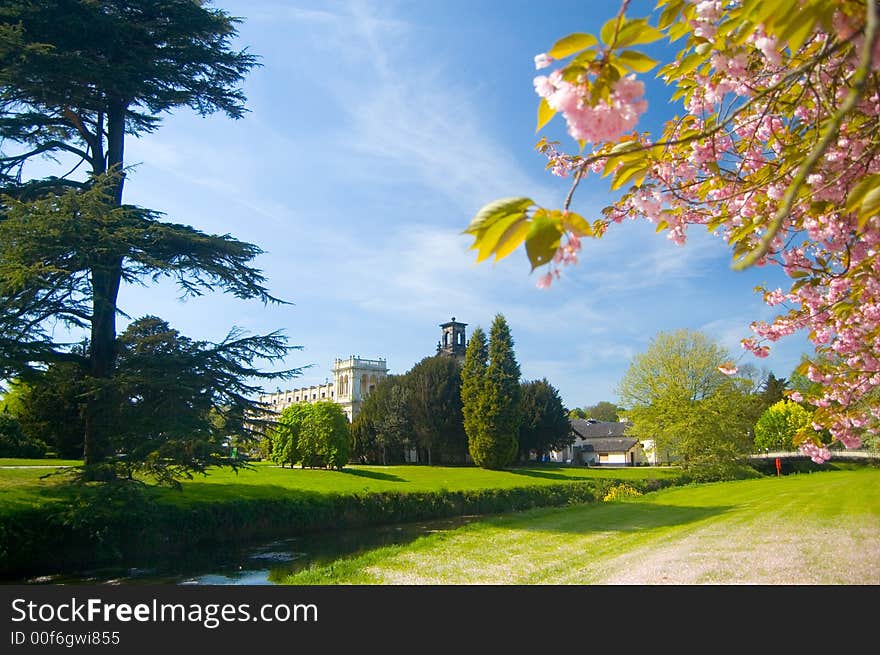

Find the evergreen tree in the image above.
[
  {"left": 460, "top": 326, "right": 488, "bottom": 464},
  {"left": 470, "top": 314, "right": 521, "bottom": 469},
  {"left": 0, "top": 2, "right": 298, "bottom": 478},
  {"left": 760, "top": 373, "right": 789, "bottom": 410},
  {"left": 109, "top": 316, "right": 289, "bottom": 485},
  {"left": 8, "top": 362, "right": 87, "bottom": 459},
  {"left": 0, "top": 410, "right": 47, "bottom": 458},
  {"left": 518, "top": 379, "right": 572, "bottom": 462},
  {"left": 406, "top": 355, "right": 467, "bottom": 465},
  {"left": 351, "top": 375, "right": 412, "bottom": 465}
]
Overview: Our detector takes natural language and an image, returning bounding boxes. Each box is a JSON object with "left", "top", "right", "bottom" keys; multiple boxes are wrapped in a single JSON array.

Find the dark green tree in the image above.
[
  {"left": 460, "top": 326, "right": 488, "bottom": 464},
  {"left": 406, "top": 355, "right": 467, "bottom": 465},
  {"left": 518, "top": 379, "right": 572, "bottom": 462},
  {"left": 351, "top": 375, "right": 412, "bottom": 465},
  {"left": 107, "top": 316, "right": 293, "bottom": 485},
  {"left": 759, "top": 373, "right": 788, "bottom": 410},
  {"left": 469, "top": 314, "right": 521, "bottom": 469},
  {"left": 0, "top": 1, "right": 299, "bottom": 477},
  {"left": 0, "top": 410, "right": 47, "bottom": 458},
  {"left": 12, "top": 361, "right": 86, "bottom": 458}
]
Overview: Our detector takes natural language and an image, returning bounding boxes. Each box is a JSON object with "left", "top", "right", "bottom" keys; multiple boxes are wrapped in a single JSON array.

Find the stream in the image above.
[{"left": 20, "top": 515, "right": 479, "bottom": 585}]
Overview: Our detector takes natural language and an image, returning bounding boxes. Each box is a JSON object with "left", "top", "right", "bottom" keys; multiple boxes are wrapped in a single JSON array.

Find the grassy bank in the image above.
[
  {"left": 0, "top": 461, "right": 684, "bottom": 579},
  {"left": 0, "top": 460, "right": 679, "bottom": 515},
  {"left": 280, "top": 467, "right": 880, "bottom": 585}
]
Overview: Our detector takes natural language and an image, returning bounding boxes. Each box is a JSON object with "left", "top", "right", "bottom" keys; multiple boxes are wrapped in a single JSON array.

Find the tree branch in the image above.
[{"left": 732, "top": 0, "right": 878, "bottom": 271}]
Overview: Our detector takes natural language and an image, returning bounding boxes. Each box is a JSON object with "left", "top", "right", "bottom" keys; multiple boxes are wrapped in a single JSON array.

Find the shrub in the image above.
[
  {"left": 0, "top": 412, "right": 48, "bottom": 458},
  {"left": 602, "top": 483, "right": 642, "bottom": 502}
]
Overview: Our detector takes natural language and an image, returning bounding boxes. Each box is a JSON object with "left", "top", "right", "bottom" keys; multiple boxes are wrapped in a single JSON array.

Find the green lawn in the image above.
[
  {"left": 0, "top": 458, "right": 82, "bottom": 467},
  {"left": 280, "top": 467, "right": 880, "bottom": 585},
  {"left": 0, "top": 459, "right": 679, "bottom": 514}
]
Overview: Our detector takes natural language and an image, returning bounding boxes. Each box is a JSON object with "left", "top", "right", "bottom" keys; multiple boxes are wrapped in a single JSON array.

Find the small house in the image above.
[{"left": 550, "top": 419, "right": 649, "bottom": 466}]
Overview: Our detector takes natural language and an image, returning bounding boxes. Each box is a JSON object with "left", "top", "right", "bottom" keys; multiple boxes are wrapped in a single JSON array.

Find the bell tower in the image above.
[{"left": 437, "top": 317, "right": 467, "bottom": 361}]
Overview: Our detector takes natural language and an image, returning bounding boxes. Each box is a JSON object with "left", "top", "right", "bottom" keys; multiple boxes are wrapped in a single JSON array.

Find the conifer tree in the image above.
[
  {"left": 466, "top": 315, "right": 521, "bottom": 469},
  {"left": 0, "top": 1, "right": 299, "bottom": 479},
  {"left": 460, "top": 326, "right": 488, "bottom": 463},
  {"left": 518, "top": 378, "right": 571, "bottom": 462}
]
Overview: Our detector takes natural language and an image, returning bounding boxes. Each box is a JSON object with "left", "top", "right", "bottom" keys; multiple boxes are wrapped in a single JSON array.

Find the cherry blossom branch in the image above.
[{"left": 732, "top": 0, "right": 879, "bottom": 271}]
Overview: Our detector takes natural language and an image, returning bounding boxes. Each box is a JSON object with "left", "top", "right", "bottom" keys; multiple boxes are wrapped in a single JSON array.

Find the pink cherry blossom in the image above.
[
  {"left": 534, "top": 53, "right": 554, "bottom": 70},
  {"left": 523, "top": 5, "right": 880, "bottom": 457}
]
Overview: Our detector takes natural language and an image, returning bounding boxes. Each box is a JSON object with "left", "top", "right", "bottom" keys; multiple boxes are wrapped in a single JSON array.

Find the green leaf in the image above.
[
  {"left": 845, "top": 173, "right": 880, "bottom": 214},
  {"left": 492, "top": 219, "right": 530, "bottom": 262},
  {"left": 611, "top": 159, "right": 648, "bottom": 191},
  {"left": 615, "top": 50, "right": 659, "bottom": 73},
  {"left": 562, "top": 212, "right": 594, "bottom": 237},
  {"left": 616, "top": 19, "right": 665, "bottom": 48},
  {"left": 600, "top": 17, "right": 620, "bottom": 47},
  {"left": 476, "top": 213, "right": 526, "bottom": 263},
  {"left": 570, "top": 50, "right": 598, "bottom": 67},
  {"left": 547, "top": 32, "right": 598, "bottom": 60},
  {"left": 666, "top": 20, "right": 691, "bottom": 42},
  {"left": 536, "top": 98, "right": 555, "bottom": 133},
  {"left": 859, "top": 186, "right": 880, "bottom": 230},
  {"left": 776, "top": 2, "right": 818, "bottom": 54},
  {"left": 525, "top": 214, "right": 562, "bottom": 271},
  {"left": 743, "top": 0, "right": 781, "bottom": 27},
  {"left": 658, "top": 0, "right": 685, "bottom": 29},
  {"left": 674, "top": 52, "right": 704, "bottom": 78},
  {"left": 465, "top": 197, "right": 534, "bottom": 237}
]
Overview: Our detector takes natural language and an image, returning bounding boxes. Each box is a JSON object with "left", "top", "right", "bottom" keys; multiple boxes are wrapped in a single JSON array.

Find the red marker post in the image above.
[{"left": 775, "top": 457, "right": 781, "bottom": 477}]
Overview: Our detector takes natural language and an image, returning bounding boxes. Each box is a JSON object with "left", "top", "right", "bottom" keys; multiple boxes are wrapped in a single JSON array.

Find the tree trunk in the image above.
[{"left": 82, "top": 100, "right": 126, "bottom": 473}]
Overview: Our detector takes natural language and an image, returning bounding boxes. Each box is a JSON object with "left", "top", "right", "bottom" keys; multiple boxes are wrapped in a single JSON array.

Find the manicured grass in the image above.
[
  {"left": 0, "top": 458, "right": 82, "bottom": 467},
  {"left": 157, "top": 462, "right": 678, "bottom": 507},
  {"left": 280, "top": 467, "right": 880, "bottom": 585},
  {"left": 0, "top": 459, "right": 680, "bottom": 523},
  {"left": 0, "top": 462, "right": 80, "bottom": 515},
  {"left": 0, "top": 459, "right": 679, "bottom": 513}
]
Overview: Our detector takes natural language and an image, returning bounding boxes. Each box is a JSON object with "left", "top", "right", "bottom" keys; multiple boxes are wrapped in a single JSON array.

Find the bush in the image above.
[
  {"left": 602, "top": 483, "right": 643, "bottom": 502},
  {"left": 0, "top": 412, "right": 48, "bottom": 458}
]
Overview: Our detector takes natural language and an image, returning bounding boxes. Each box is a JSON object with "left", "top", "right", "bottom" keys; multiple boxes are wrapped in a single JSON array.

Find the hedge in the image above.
[{"left": 0, "top": 476, "right": 680, "bottom": 580}]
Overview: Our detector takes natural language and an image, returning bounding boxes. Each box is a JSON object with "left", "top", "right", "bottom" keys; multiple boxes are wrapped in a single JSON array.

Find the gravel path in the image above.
[{"left": 595, "top": 517, "right": 880, "bottom": 584}]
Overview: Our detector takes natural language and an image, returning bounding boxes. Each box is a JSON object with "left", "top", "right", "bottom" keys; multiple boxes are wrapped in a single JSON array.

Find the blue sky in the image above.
[{"left": 104, "top": 0, "right": 810, "bottom": 409}]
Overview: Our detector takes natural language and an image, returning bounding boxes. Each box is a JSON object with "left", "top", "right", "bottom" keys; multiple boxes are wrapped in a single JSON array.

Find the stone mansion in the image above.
[{"left": 258, "top": 317, "right": 468, "bottom": 421}]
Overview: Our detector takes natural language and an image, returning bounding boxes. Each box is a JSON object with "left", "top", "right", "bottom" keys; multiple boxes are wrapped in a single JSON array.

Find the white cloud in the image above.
[{"left": 286, "top": 0, "right": 558, "bottom": 214}]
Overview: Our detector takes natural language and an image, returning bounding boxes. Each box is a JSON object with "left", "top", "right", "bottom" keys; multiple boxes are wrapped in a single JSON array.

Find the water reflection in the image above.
[{"left": 24, "top": 515, "right": 479, "bottom": 585}]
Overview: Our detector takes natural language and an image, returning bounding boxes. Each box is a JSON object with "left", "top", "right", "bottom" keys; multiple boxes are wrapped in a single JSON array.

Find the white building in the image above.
[
  {"left": 257, "top": 317, "right": 468, "bottom": 423},
  {"left": 550, "top": 419, "right": 651, "bottom": 466},
  {"left": 258, "top": 356, "right": 388, "bottom": 422}
]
